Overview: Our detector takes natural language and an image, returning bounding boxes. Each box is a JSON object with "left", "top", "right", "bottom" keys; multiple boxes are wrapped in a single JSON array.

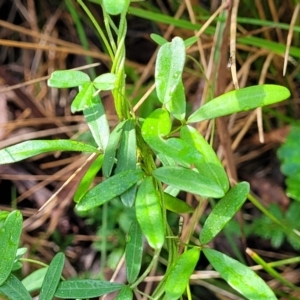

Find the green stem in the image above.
[
  {"left": 248, "top": 193, "right": 297, "bottom": 237},
  {"left": 77, "top": 0, "right": 114, "bottom": 59},
  {"left": 130, "top": 248, "right": 161, "bottom": 289}
]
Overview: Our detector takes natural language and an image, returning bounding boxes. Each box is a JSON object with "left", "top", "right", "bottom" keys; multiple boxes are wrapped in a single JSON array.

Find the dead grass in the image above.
[{"left": 0, "top": 0, "right": 300, "bottom": 298}]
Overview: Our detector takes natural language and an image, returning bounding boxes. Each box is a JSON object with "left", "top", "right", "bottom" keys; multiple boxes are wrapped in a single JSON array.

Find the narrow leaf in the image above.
[
  {"left": 39, "top": 252, "right": 65, "bottom": 300},
  {"left": 188, "top": 85, "right": 290, "bottom": 123},
  {"left": 200, "top": 182, "right": 250, "bottom": 245},
  {"left": 115, "top": 119, "right": 137, "bottom": 207},
  {"left": 153, "top": 166, "right": 225, "bottom": 199},
  {"left": 181, "top": 125, "right": 229, "bottom": 193},
  {"left": 84, "top": 97, "right": 110, "bottom": 149},
  {"left": 136, "top": 176, "right": 164, "bottom": 249},
  {"left": 150, "top": 33, "right": 168, "bottom": 46},
  {"left": 0, "top": 211, "right": 22, "bottom": 285},
  {"left": 71, "top": 82, "right": 94, "bottom": 113},
  {"left": 54, "top": 279, "right": 124, "bottom": 298},
  {"left": 141, "top": 109, "right": 203, "bottom": 166},
  {"left": 76, "top": 170, "right": 144, "bottom": 211},
  {"left": 165, "top": 79, "right": 186, "bottom": 120},
  {"left": 102, "top": 121, "right": 126, "bottom": 178},
  {"left": 155, "top": 37, "right": 185, "bottom": 105},
  {"left": 21, "top": 267, "right": 48, "bottom": 293},
  {"left": 203, "top": 248, "right": 277, "bottom": 300},
  {"left": 164, "top": 192, "right": 194, "bottom": 214},
  {"left": 48, "top": 70, "right": 90, "bottom": 88},
  {"left": 0, "top": 140, "right": 100, "bottom": 164},
  {"left": 165, "top": 248, "right": 200, "bottom": 300},
  {"left": 74, "top": 154, "right": 104, "bottom": 203},
  {"left": 0, "top": 274, "right": 32, "bottom": 300},
  {"left": 116, "top": 286, "right": 133, "bottom": 299},
  {"left": 125, "top": 221, "right": 143, "bottom": 284}
]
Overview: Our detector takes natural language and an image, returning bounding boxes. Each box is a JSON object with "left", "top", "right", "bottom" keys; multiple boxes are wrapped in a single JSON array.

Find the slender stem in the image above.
[
  {"left": 130, "top": 248, "right": 161, "bottom": 289},
  {"left": 77, "top": 0, "right": 114, "bottom": 59},
  {"left": 102, "top": 10, "right": 117, "bottom": 54}
]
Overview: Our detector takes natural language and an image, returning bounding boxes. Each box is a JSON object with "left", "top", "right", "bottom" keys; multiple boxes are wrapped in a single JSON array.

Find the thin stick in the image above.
[{"left": 283, "top": 3, "right": 300, "bottom": 76}]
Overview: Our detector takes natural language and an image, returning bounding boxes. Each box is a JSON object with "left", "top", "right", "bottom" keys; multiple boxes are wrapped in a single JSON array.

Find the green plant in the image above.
[
  {"left": 0, "top": 1, "right": 293, "bottom": 300},
  {"left": 249, "top": 202, "right": 300, "bottom": 250},
  {"left": 277, "top": 125, "right": 300, "bottom": 201}
]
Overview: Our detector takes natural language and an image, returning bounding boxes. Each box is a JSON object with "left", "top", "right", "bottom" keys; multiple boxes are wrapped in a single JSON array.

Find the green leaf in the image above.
[
  {"left": 116, "top": 286, "right": 133, "bottom": 299},
  {"left": 74, "top": 154, "right": 104, "bottom": 203},
  {"left": 71, "top": 82, "right": 94, "bottom": 113},
  {"left": 0, "top": 140, "right": 100, "bottom": 164},
  {"left": 188, "top": 85, "right": 290, "bottom": 123},
  {"left": 84, "top": 98, "right": 110, "bottom": 149},
  {"left": 184, "top": 36, "right": 198, "bottom": 48},
  {"left": 164, "top": 192, "right": 194, "bottom": 214},
  {"left": 0, "top": 274, "right": 32, "bottom": 300},
  {"left": 277, "top": 125, "right": 300, "bottom": 201},
  {"left": 180, "top": 125, "right": 229, "bottom": 193},
  {"left": 93, "top": 73, "right": 117, "bottom": 90},
  {"left": 165, "top": 248, "right": 200, "bottom": 300},
  {"left": 76, "top": 169, "right": 144, "bottom": 211},
  {"left": 155, "top": 37, "right": 186, "bottom": 120},
  {"left": 203, "top": 248, "right": 277, "bottom": 300},
  {"left": 153, "top": 166, "right": 225, "bottom": 199},
  {"left": 125, "top": 221, "right": 143, "bottom": 284},
  {"left": 200, "top": 182, "right": 250, "bottom": 245},
  {"left": 115, "top": 119, "right": 137, "bottom": 207},
  {"left": 39, "top": 252, "right": 65, "bottom": 300},
  {"left": 102, "top": 0, "right": 130, "bottom": 15},
  {"left": 21, "top": 267, "right": 48, "bottom": 293},
  {"left": 48, "top": 70, "right": 90, "bottom": 88},
  {"left": 14, "top": 247, "right": 27, "bottom": 262},
  {"left": 136, "top": 176, "right": 165, "bottom": 249},
  {"left": 166, "top": 80, "right": 186, "bottom": 120},
  {"left": 102, "top": 121, "right": 126, "bottom": 177},
  {"left": 141, "top": 109, "right": 203, "bottom": 166},
  {"left": 0, "top": 211, "right": 22, "bottom": 285},
  {"left": 54, "top": 279, "right": 124, "bottom": 298},
  {"left": 150, "top": 33, "right": 168, "bottom": 46}
]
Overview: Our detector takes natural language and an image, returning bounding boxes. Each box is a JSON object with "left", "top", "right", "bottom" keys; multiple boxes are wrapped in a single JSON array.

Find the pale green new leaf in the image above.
[
  {"left": 0, "top": 140, "right": 100, "bottom": 164},
  {"left": 93, "top": 73, "right": 117, "bottom": 90},
  {"left": 71, "top": 82, "right": 94, "bottom": 113},
  {"left": 203, "top": 249, "right": 277, "bottom": 300},
  {"left": 48, "top": 70, "right": 90, "bottom": 88},
  {"left": 155, "top": 37, "right": 186, "bottom": 120},
  {"left": 150, "top": 33, "right": 168, "bottom": 46},
  {"left": 21, "top": 268, "right": 48, "bottom": 293},
  {"left": 188, "top": 85, "right": 290, "bottom": 123}
]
